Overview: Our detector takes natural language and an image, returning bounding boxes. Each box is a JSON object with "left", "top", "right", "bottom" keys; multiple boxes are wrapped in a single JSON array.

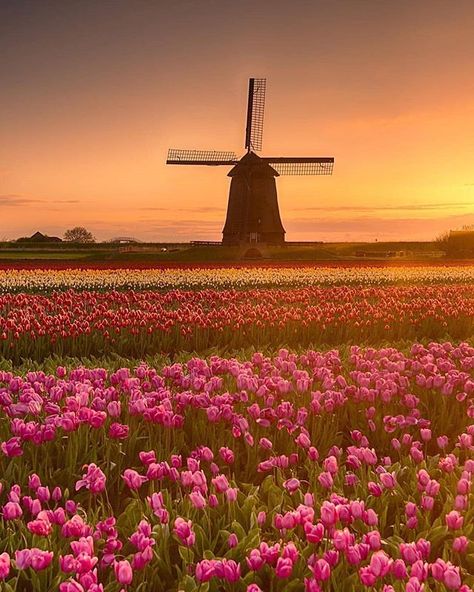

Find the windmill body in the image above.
[
  {"left": 223, "top": 151, "right": 284, "bottom": 245},
  {"left": 167, "top": 78, "right": 334, "bottom": 245}
]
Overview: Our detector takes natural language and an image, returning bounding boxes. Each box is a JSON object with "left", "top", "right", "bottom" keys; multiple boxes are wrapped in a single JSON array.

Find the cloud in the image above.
[
  {"left": 290, "top": 202, "right": 472, "bottom": 212},
  {"left": 139, "top": 206, "right": 223, "bottom": 213},
  {"left": 0, "top": 194, "right": 80, "bottom": 207},
  {"left": 0, "top": 194, "right": 42, "bottom": 206},
  {"left": 139, "top": 207, "right": 169, "bottom": 211},
  {"left": 82, "top": 218, "right": 222, "bottom": 242},
  {"left": 284, "top": 212, "right": 474, "bottom": 241}
]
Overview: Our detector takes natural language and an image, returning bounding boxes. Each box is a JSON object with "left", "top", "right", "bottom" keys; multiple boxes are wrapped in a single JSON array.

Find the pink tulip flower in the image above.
[{"left": 114, "top": 559, "right": 133, "bottom": 585}]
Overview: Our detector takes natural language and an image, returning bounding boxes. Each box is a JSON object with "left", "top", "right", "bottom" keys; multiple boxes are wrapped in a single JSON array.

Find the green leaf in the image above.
[
  {"left": 179, "top": 546, "right": 194, "bottom": 564},
  {"left": 178, "top": 575, "right": 200, "bottom": 592}
]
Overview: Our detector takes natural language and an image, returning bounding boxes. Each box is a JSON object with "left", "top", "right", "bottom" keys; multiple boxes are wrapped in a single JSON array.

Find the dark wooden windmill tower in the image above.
[{"left": 166, "top": 78, "right": 334, "bottom": 245}]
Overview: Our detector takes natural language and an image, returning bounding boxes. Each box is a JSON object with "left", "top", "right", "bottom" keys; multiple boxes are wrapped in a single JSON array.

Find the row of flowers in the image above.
[
  {"left": 1, "top": 285, "right": 473, "bottom": 360},
  {"left": 1, "top": 265, "right": 474, "bottom": 293},
  {"left": 0, "top": 342, "right": 473, "bottom": 590}
]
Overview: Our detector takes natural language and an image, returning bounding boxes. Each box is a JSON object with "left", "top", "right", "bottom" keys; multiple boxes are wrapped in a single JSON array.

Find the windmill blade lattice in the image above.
[
  {"left": 245, "top": 78, "right": 266, "bottom": 152},
  {"left": 264, "top": 157, "right": 334, "bottom": 175},
  {"left": 167, "top": 149, "right": 238, "bottom": 165}
]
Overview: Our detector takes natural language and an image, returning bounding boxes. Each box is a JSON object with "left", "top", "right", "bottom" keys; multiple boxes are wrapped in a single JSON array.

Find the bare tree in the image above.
[
  {"left": 435, "top": 231, "right": 449, "bottom": 246},
  {"left": 63, "top": 227, "right": 95, "bottom": 243}
]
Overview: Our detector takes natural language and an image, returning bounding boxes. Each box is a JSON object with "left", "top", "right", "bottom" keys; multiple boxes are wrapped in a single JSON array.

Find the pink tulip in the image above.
[
  {"left": 275, "top": 556, "right": 293, "bottom": 579},
  {"left": 122, "top": 469, "right": 147, "bottom": 490},
  {"left": 453, "top": 536, "right": 468, "bottom": 553},
  {"left": 189, "top": 490, "right": 206, "bottom": 509},
  {"left": 60, "top": 554, "right": 77, "bottom": 573},
  {"left": 215, "top": 558, "right": 240, "bottom": 582},
  {"left": 421, "top": 495, "right": 434, "bottom": 511},
  {"left": 320, "top": 501, "right": 337, "bottom": 527},
  {"left": 109, "top": 422, "right": 129, "bottom": 439},
  {"left": 445, "top": 510, "right": 463, "bottom": 530},
  {"left": 400, "top": 542, "right": 419, "bottom": 565},
  {"left": 75, "top": 463, "right": 106, "bottom": 494},
  {"left": 246, "top": 549, "right": 264, "bottom": 571},
  {"left": 259, "top": 437, "right": 273, "bottom": 450},
  {"left": 27, "top": 517, "right": 52, "bottom": 536},
  {"left": 368, "top": 481, "right": 383, "bottom": 496},
  {"left": 304, "top": 522, "right": 324, "bottom": 543},
  {"left": 332, "top": 528, "right": 353, "bottom": 551},
  {"left": 364, "top": 530, "right": 381, "bottom": 551},
  {"left": 318, "top": 471, "right": 333, "bottom": 489},
  {"left": 457, "top": 478, "right": 470, "bottom": 495},
  {"left": 209, "top": 494, "right": 219, "bottom": 508},
  {"left": 444, "top": 566, "right": 462, "bottom": 590},
  {"left": 219, "top": 447, "right": 235, "bottom": 464},
  {"left": 30, "top": 548, "right": 54, "bottom": 571},
  {"left": 114, "top": 559, "right": 133, "bottom": 585},
  {"left": 437, "top": 435, "right": 449, "bottom": 449},
  {"left": 295, "top": 433, "right": 311, "bottom": 448},
  {"left": 312, "top": 558, "right": 331, "bottom": 581},
  {"left": 454, "top": 494, "right": 468, "bottom": 511},
  {"left": 0, "top": 553, "right": 10, "bottom": 579},
  {"left": 392, "top": 559, "right": 407, "bottom": 579},
  {"left": 59, "top": 580, "right": 84, "bottom": 592},
  {"left": 415, "top": 539, "right": 430, "bottom": 559},
  {"left": 195, "top": 559, "right": 216, "bottom": 582},
  {"left": 225, "top": 487, "right": 238, "bottom": 502},
  {"left": 410, "top": 559, "right": 428, "bottom": 581},
  {"left": 212, "top": 474, "right": 229, "bottom": 493},
  {"left": 323, "top": 455, "right": 338, "bottom": 474},
  {"left": 15, "top": 549, "right": 33, "bottom": 570},
  {"left": 2, "top": 501, "right": 22, "bottom": 520},
  {"left": 359, "top": 566, "right": 377, "bottom": 586},
  {"left": 420, "top": 428, "right": 431, "bottom": 441},
  {"left": 173, "top": 517, "right": 195, "bottom": 547},
  {"left": 305, "top": 577, "right": 322, "bottom": 592},
  {"left": 283, "top": 478, "right": 300, "bottom": 494},
  {"left": 405, "top": 577, "right": 424, "bottom": 592},
  {"left": 138, "top": 450, "right": 156, "bottom": 466},
  {"left": 379, "top": 471, "right": 397, "bottom": 489},
  {"left": 1, "top": 437, "right": 23, "bottom": 457},
  {"left": 28, "top": 473, "right": 42, "bottom": 490}
]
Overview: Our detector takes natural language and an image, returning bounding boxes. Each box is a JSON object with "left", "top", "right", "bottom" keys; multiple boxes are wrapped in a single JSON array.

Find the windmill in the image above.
[{"left": 166, "top": 78, "right": 334, "bottom": 245}]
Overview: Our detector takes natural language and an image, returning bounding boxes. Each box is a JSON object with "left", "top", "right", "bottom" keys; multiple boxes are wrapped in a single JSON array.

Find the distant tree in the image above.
[
  {"left": 435, "top": 228, "right": 474, "bottom": 258},
  {"left": 435, "top": 231, "right": 449, "bottom": 246},
  {"left": 63, "top": 226, "right": 95, "bottom": 243}
]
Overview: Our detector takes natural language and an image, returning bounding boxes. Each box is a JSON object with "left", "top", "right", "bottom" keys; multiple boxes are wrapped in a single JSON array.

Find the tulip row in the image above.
[
  {"left": 1, "top": 265, "right": 474, "bottom": 293},
  {"left": 0, "top": 343, "right": 473, "bottom": 590},
  {"left": 1, "top": 285, "right": 473, "bottom": 361}
]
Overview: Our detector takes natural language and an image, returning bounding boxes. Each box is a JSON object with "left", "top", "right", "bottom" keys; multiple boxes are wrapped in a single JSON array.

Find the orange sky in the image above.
[{"left": 1, "top": 0, "right": 474, "bottom": 242}]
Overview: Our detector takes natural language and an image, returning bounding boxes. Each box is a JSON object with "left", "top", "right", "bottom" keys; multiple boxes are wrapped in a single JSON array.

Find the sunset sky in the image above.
[{"left": 1, "top": 0, "right": 474, "bottom": 242}]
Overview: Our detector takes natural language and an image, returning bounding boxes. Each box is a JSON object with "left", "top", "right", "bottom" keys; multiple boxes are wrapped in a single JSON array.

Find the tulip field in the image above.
[{"left": 0, "top": 266, "right": 473, "bottom": 591}]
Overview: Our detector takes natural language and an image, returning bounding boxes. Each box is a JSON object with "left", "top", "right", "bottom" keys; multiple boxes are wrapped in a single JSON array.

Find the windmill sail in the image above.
[
  {"left": 244, "top": 78, "right": 266, "bottom": 152},
  {"left": 167, "top": 149, "right": 238, "bottom": 166},
  {"left": 263, "top": 157, "right": 334, "bottom": 175}
]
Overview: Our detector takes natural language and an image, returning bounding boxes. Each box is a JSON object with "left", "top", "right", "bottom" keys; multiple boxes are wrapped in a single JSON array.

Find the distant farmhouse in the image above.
[{"left": 17, "top": 231, "right": 63, "bottom": 243}]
